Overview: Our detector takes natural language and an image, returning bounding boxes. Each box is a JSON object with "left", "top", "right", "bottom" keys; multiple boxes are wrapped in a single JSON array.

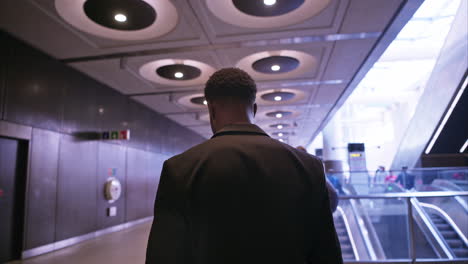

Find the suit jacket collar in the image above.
[{"left": 211, "top": 124, "right": 270, "bottom": 139}]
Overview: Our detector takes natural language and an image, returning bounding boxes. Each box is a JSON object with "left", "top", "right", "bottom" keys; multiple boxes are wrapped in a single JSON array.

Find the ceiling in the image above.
[{"left": 0, "top": 0, "right": 422, "bottom": 146}]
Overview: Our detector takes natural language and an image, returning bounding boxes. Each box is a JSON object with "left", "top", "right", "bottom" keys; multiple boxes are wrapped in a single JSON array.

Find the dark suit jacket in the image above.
[{"left": 146, "top": 124, "right": 343, "bottom": 264}]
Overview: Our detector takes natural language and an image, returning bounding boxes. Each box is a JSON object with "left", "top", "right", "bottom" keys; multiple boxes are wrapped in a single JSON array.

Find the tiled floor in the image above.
[{"left": 9, "top": 221, "right": 152, "bottom": 264}]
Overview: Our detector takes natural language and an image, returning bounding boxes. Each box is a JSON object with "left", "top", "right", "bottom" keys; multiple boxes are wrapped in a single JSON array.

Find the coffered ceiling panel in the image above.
[
  {"left": 70, "top": 59, "right": 155, "bottom": 95},
  {"left": 0, "top": 0, "right": 423, "bottom": 147},
  {"left": 132, "top": 94, "right": 186, "bottom": 114},
  {"left": 218, "top": 42, "right": 331, "bottom": 82},
  {"left": 1, "top": 0, "right": 209, "bottom": 59},
  {"left": 190, "top": 0, "right": 347, "bottom": 43}
]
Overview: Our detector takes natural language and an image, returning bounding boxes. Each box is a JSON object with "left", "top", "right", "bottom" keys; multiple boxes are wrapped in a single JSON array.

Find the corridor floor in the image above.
[{"left": 9, "top": 221, "right": 152, "bottom": 264}]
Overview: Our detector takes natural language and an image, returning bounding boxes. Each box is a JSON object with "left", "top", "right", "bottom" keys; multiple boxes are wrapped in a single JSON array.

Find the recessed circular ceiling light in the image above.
[
  {"left": 263, "top": 0, "right": 277, "bottom": 6},
  {"left": 190, "top": 96, "right": 208, "bottom": 106},
  {"left": 156, "top": 64, "right": 201, "bottom": 81},
  {"left": 276, "top": 113, "right": 283, "bottom": 118},
  {"left": 277, "top": 125, "right": 283, "bottom": 129},
  {"left": 174, "top": 72, "right": 184, "bottom": 79},
  {"left": 55, "top": 0, "right": 178, "bottom": 40},
  {"left": 278, "top": 133, "right": 284, "bottom": 137},
  {"left": 114, "top": 13, "right": 127, "bottom": 22},
  {"left": 253, "top": 56, "right": 299, "bottom": 74},
  {"left": 271, "top": 65, "right": 281, "bottom": 71},
  {"left": 279, "top": 138, "right": 284, "bottom": 142},
  {"left": 274, "top": 96, "right": 282, "bottom": 101}
]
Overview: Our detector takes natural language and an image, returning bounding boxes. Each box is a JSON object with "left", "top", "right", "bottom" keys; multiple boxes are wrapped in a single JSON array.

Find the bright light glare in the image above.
[
  {"left": 276, "top": 113, "right": 283, "bottom": 118},
  {"left": 279, "top": 139, "right": 284, "bottom": 142},
  {"left": 203, "top": 100, "right": 208, "bottom": 105},
  {"left": 274, "top": 96, "right": 282, "bottom": 101},
  {"left": 277, "top": 125, "right": 283, "bottom": 129},
  {"left": 460, "top": 139, "right": 468, "bottom": 153},
  {"left": 278, "top": 133, "right": 284, "bottom": 137},
  {"left": 264, "top": 0, "right": 277, "bottom": 6},
  {"left": 114, "top": 14, "right": 127, "bottom": 22},
  {"left": 174, "top": 72, "right": 184, "bottom": 79},
  {"left": 271, "top": 65, "right": 281, "bottom": 71}
]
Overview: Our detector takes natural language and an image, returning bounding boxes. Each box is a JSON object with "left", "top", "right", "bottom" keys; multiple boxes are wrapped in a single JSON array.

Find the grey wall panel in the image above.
[
  {"left": 4, "top": 38, "right": 64, "bottom": 132},
  {"left": 24, "top": 128, "right": 60, "bottom": 249},
  {"left": 127, "top": 101, "right": 151, "bottom": 151},
  {"left": 126, "top": 148, "right": 149, "bottom": 221},
  {"left": 56, "top": 136, "right": 98, "bottom": 241},
  {"left": 96, "top": 85, "right": 129, "bottom": 134},
  {"left": 96, "top": 142, "right": 127, "bottom": 229},
  {"left": 62, "top": 69, "right": 97, "bottom": 135}
]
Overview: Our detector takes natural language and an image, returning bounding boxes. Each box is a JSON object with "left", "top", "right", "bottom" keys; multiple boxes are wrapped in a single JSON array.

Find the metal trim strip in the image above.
[{"left": 22, "top": 217, "right": 153, "bottom": 259}]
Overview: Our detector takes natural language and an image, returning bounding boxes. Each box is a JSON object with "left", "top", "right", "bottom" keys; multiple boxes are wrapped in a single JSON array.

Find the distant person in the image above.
[
  {"left": 146, "top": 68, "right": 343, "bottom": 264},
  {"left": 296, "top": 146, "right": 339, "bottom": 212},
  {"left": 371, "top": 166, "right": 387, "bottom": 186},
  {"left": 385, "top": 170, "right": 398, "bottom": 184},
  {"left": 396, "top": 166, "right": 415, "bottom": 190}
]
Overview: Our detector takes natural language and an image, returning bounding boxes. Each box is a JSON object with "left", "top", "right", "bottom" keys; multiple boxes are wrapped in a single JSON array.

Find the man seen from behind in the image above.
[{"left": 146, "top": 68, "right": 343, "bottom": 264}]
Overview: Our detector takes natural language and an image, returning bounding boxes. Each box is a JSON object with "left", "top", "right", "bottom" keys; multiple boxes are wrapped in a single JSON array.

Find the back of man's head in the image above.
[{"left": 204, "top": 68, "right": 257, "bottom": 105}]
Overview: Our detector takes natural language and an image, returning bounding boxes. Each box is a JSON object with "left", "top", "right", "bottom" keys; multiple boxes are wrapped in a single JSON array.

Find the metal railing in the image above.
[{"left": 338, "top": 191, "right": 468, "bottom": 263}]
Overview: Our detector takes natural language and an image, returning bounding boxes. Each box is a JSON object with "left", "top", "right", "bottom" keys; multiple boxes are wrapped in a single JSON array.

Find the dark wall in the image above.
[
  {"left": 429, "top": 74, "right": 468, "bottom": 154},
  {"left": 0, "top": 31, "right": 205, "bottom": 250}
]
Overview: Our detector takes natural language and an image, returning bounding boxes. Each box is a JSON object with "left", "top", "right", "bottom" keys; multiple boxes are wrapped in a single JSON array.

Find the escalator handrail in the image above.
[
  {"left": 420, "top": 202, "right": 468, "bottom": 247},
  {"left": 411, "top": 198, "right": 454, "bottom": 259},
  {"left": 344, "top": 185, "right": 386, "bottom": 260},
  {"left": 337, "top": 206, "right": 360, "bottom": 260}
]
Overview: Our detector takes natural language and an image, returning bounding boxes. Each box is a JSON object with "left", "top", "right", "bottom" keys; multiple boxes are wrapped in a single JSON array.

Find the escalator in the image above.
[
  {"left": 386, "top": 183, "right": 468, "bottom": 259},
  {"left": 429, "top": 213, "right": 468, "bottom": 257},
  {"left": 333, "top": 208, "right": 356, "bottom": 260},
  {"left": 420, "top": 202, "right": 468, "bottom": 258}
]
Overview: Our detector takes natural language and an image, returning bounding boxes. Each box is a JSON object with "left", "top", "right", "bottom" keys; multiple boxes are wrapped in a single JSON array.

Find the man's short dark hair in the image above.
[{"left": 204, "top": 68, "right": 257, "bottom": 104}]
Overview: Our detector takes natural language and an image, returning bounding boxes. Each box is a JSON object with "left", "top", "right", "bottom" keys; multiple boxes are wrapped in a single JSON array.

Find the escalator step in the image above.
[
  {"left": 431, "top": 218, "right": 445, "bottom": 224},
  {"left": 340, "top": 244, "right": 353, "bottom": 251},
  {"left": 447, "top": 239, "right": 463, "bottom": 248},
  {"left": 342, "top": 253, "right": 355, "bottom": 260},
  {"left": 453, "top": 248, "right": 468, "bottom": 257},
  {"left": 336, "top": 228, "right": 347, "bottom": 234},
  {"left": 435, "top": 223, "right": 451, "bottom": 231},
  {"left": 440, "top": 230, "right": 458, "bottom": 239},
  {"left": 338, "top": 236, "right": 350, "bottom": 243}
]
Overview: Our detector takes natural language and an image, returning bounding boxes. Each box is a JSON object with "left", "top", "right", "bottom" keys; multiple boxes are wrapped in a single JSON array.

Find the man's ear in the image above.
[{"left": 253, "top": 103, "right": 257, "bottom": 117}]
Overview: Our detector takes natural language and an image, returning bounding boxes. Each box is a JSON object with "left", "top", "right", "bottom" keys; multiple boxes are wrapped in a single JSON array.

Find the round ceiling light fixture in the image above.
[
  {"left": 266, "top": 111, "right": 294, "bottom": 119},
  {"left": 273, "top": 132, "right": 289, "bottom": 137},
  {"left": 257, "top": 89, "right": 307, "bottom": 105},
  {"left": 140, "top": 59, "right": 215, "bottom": 86},
  {"left": 279, "top": 138, "right": 285, "bottom": 142},
  {"left": 206, "top": 0, "right": 331, "bottom": 29},
  {"left": 261, "top": 91, "right": 296, "bottom": 102},
  {"left": 269, "top": 123, "right": 290, "bottom": 129},
  {"left": 83, "top": 0, "right": 156, "bottom": 31},
  {"left": 156, "top": 64, "right": 202, "bottom": 81},
  {"left": 114, "top": 13, "right": 127, "bottom": 23},
  {"left": 232, "top": 0, "right": 304, "bottom": 17},
  {"left": 190, "top": 96, "right": 208, "bottom": 106},
  {"left": 263, "top": 0, "right": 277, "bottom": 6},
  {"left": 55, "top": 0, "right": 178, "bottom": 40},
  {"left": 271, "top": 65, "right": 281, "bottom": 72},
  {"left": 178, "top": 94, "right": 209, "bottom": 109},
  {"left": 253, "top": 56, "right": 299, "bottom": 74},
  {"left": 237, "top": 50, "right": 317, "bottom": 81}
]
